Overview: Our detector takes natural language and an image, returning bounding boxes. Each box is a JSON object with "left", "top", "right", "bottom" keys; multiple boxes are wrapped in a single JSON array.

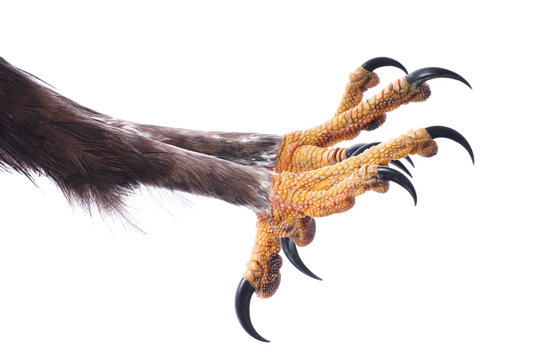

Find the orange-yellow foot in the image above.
[
  {"left": 277, "top": 67, "right": 470, "bottom": 173},
  {"left": 237, "top": 126, "right": 473, "bottom": 341},
  {"left": 236, "top": 60, "right": 473, "bottom": 342},
  {"left": 280, "top": 215, "right": 321, "bottom": 281}
]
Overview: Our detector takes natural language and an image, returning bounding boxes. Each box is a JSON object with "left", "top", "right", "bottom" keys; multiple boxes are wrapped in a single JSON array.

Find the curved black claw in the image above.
[
  {"left": 406, "top": 67, "right": 471, "bottom": 89},
  {"left": 425, "top": 126, "right": 475, "bottom": 164},
  {"left": 281, "top": 237, "right": 322, "bottom": 281},
  {"left": 390, "top": 159, "right": 412, "bottom": 177},
  {"left": 235, "top": 278, "right": 269, "bottom": 342},
  {"left": 361, "top": 57, "right": 408, "bottom": 74},
  {"left": 346, "top": 142, "right": 380, "bottom": 157},
  {"left": 350, "top": 142, "right": 379, "bottom": 157},
  {"left": 404, "top": 155, "right": 415, "bottom": 168},
  {"left": 346, "top": 142, "right": 414, "bottom": 176},
  {"left": 345, "top": 143, "right": 368, "bottom": 158},
  {"left": 377, "top": 166, "right": 417, "bottom": 205}
]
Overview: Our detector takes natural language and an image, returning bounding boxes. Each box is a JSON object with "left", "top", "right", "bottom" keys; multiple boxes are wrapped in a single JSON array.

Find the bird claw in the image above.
[
  {"left": 390, "top": 159, "right": 413, "bottom": 177},
  {"left": 347, "top": 142, "right": 414, "bottom": 177},
  {"left": 376, "top": 166, "right": 417, "bottom": 205},
  {"left": 361, "top": 56, "right": 408, "bottom": 74},
  {"left": 406, "top": 67, "right": 472, "bottom": 89},
  {"left": 235, "top": 278, "right": 269, "bottom": 342},
  {"left": 236, "top": 237, "right": 322, "bottom": 343},
  {"left": 345, "top": 142, "right": 368, "bottom": 158},
  {"left": 281, "top": 237, "right": 322, "bottom": 281},
  {"left": 425, "top": 126, "right": 475, "bottom": 164}
]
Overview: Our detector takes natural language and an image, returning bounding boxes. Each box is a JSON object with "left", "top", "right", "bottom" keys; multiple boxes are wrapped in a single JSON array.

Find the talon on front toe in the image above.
[
  {"left": 425, "top": 126, "right": 475, "bottom": 164},
  {"left": 346, "top": 142, "right": 414, "bottom": 174},
  {"left": 281, "top": 237, "right": 322, "bottom": 281},
  {"left": 377, "top": 166, "right": 417, "bottom": 205},
  {"left": 389, "top": 159, "right": 412, "bottom": 177},
  {"left": 361, "top": 57, "right": 408, "bottom": 74},
  {"left": 349, "top": 142, "right": 379, "bottom": 157},
  {"left": 346, "top": 143, "right": 368, "bottom": 158},
  {"left": 406, "top": 67, "right": 471, "bottom": 88}
]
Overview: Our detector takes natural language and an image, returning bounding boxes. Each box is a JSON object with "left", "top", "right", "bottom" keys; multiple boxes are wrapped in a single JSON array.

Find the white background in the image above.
[{"left": 1, "top": 1, "right": 538, "bottom": 359}]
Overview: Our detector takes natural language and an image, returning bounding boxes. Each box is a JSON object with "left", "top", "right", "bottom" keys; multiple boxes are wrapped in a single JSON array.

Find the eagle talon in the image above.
[
  {"left": 361, "top": 57, "right": 408, "bottom": 74},
  {"left": 346, "top": 143, "right": 368, "bottom": 158},
  {"left": 425, "top": 126, "right": 475, "bottom": 163},
  {"left": 281, "top": 237, "right": 322, "bottom": 281},
  {"left": 389, "top": 159, "right": 413, "bottom": 177},
  {"left": 347, "top": 142, "right": 414, "bottom": 175},
  {"left": 349, "top": 142, "right": 379, "bottom": 157},
  {"left": 406, "top": 67, "right": 471, "bottom": 88},
  {"left": 235, "top": 278, "right": 270, "bottom": 342},
  {"left": 404, "top": 155, "right": 415, "bottom": 167},
  {"left": 376, "top": 166, "right": 417, "bottom": 205}
]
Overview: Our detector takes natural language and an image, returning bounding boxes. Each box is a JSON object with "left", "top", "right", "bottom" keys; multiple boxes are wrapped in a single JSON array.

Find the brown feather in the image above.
[
  {"left": 0, "top": 57, "right": 274, "bottom": 215},
  {"left": 106, "top": 120, "right": 282, "bottom": 168}
]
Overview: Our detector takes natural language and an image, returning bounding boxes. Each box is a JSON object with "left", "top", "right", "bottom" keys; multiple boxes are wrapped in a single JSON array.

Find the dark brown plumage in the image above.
[{"left": 0, "top": 57, "right": 277, "bottom": 216}]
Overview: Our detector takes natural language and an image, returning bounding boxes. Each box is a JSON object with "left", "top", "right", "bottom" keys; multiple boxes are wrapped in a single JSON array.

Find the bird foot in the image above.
[{"left": 236, "top": 57, "right": 474, "bottom": 341}]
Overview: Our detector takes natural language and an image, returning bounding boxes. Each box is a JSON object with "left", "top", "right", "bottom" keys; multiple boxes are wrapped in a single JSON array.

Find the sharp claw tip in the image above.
[
  {"left": 361, "top": 57, "right": 408, "bottom": 74},
  {"left": 390, "top": 159, "right": 413, "bottom": 178},
  {"left": 235, "top": 278, "right": 270, "bottom": 342},
  {"left": 281, "top": 238, "right": 322, "bottom": 281},
  {"left": 377, "top": 166, "right": 417, "bottom": 205},
  {"left": 406, "top": 67, "right": 471, "bottom": 89},
  {"left": 425, "top": 126, "right": 475, "bottom": 164}
]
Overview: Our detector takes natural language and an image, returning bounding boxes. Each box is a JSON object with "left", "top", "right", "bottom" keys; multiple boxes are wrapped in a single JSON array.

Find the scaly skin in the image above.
[
  {"left": 276, "top": 75, "right": 430, "bottom": 173},
  {"left": 244, "top": 64, "right": 436, "bottom": 297}
]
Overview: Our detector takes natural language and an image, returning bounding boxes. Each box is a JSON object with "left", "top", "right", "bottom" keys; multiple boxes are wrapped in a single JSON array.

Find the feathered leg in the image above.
[
  {"left": 0, "top": 56, "right": 474, "bottom": 342},
  {"left": 0, "top": 58, "right": 274, "bottom": 213}
]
